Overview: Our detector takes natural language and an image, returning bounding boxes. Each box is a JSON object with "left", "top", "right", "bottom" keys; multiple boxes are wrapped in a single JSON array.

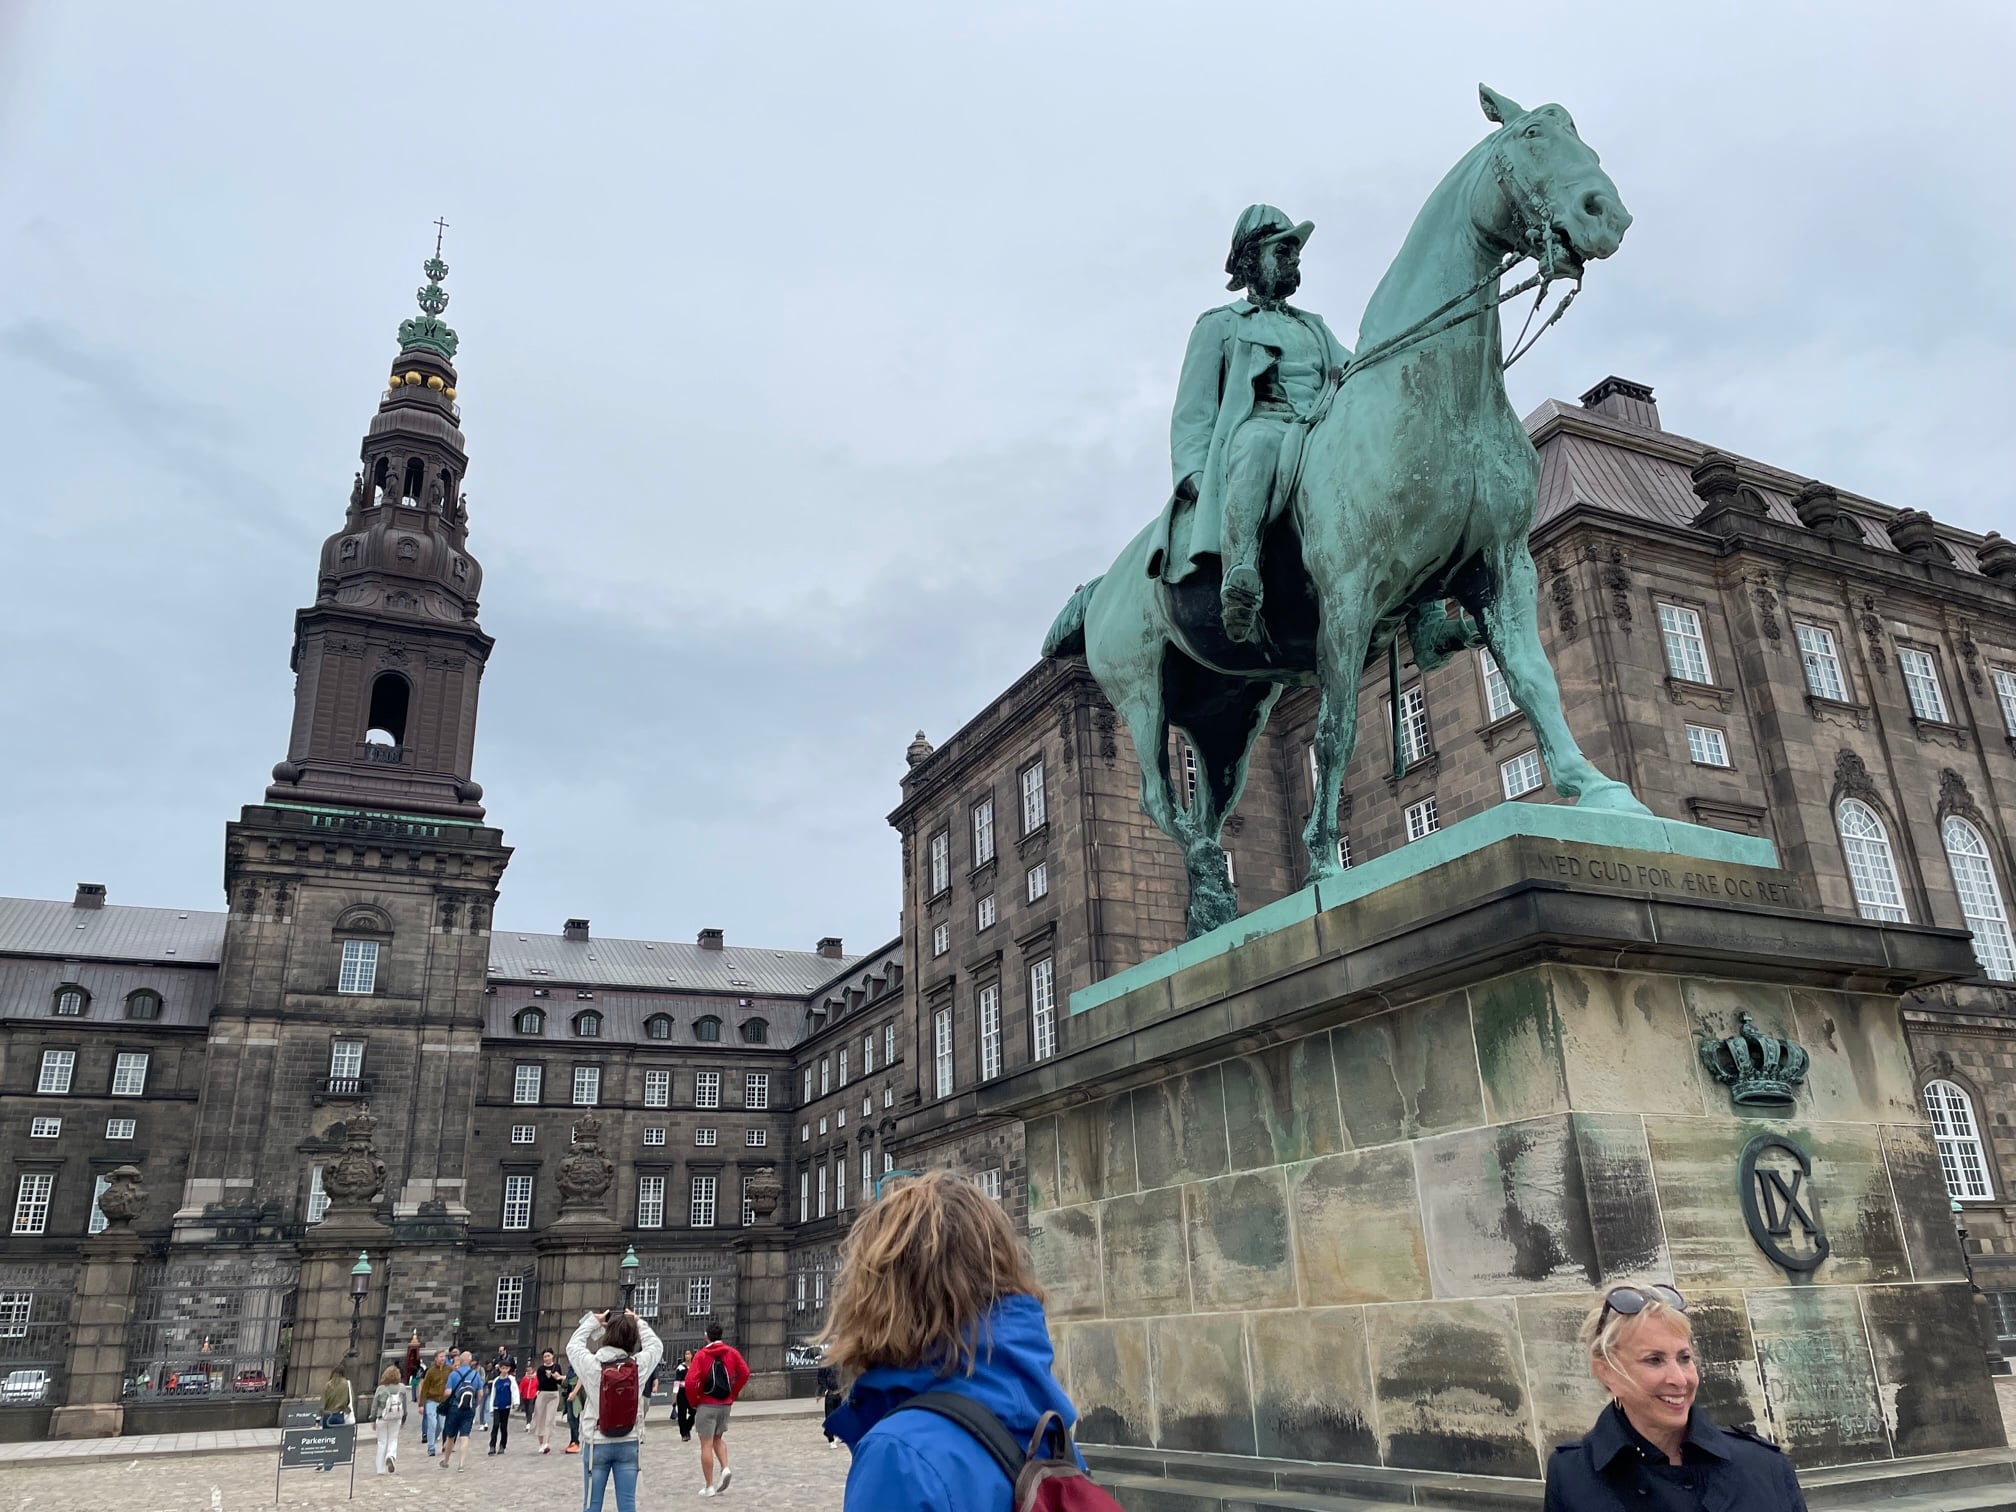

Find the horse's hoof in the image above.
[{"left": 1576, "top": 780, "right": 1654, "bottom": 818}]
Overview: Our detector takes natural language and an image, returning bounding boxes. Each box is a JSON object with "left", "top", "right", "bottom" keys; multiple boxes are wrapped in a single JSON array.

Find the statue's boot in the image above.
[{"left": 1221, "top": 564, "right": 1264, "bottom": 642}]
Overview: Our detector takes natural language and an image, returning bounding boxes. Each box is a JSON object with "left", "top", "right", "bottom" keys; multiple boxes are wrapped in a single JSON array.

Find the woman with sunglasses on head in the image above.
[{"left": 1546, "top": 1284, "right": 1808, "bottom": 1512}]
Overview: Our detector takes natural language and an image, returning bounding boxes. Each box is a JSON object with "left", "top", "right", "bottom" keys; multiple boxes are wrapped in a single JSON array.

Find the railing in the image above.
[
  {"left": 363, "top": 743, "right": 404, "bottom": 766},
  {"left": 322, "top": 1076, "right": 370, "bottom": 1097}
]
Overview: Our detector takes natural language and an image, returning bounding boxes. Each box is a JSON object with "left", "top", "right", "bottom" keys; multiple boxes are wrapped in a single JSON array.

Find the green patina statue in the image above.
[{"left": 1043, "top": 85, "right": 1652, "bottom": 938}]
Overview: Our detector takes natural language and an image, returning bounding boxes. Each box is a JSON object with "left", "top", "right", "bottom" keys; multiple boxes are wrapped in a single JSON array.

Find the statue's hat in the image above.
[{"left": 1225, "top": 204, "right": 1314, "bottom": 289}]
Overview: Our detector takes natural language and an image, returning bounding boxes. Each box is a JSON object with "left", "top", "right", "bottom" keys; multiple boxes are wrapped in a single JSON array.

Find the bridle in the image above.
[{"left": 1340, "top": 130, "right": 1587, "bottom": 386}]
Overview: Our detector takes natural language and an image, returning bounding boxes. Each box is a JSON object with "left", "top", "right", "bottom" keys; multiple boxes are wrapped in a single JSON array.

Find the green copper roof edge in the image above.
[
  {"left": 263, "top": 802, "right": 483, "bottom": 829},
  {"left": 1068, "top": 805, "right": 1780, "bottom": 1015}
]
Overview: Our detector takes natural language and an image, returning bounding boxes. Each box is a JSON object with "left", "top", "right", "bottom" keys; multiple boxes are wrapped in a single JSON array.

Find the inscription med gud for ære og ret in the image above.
[{"left": 1532, "top": 850, "right": 1802, "bottom": 911}]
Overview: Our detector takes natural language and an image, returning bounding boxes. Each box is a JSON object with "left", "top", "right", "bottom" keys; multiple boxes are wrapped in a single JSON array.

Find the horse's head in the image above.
[{"left": 1475, "top": 84, "right": 1630, "bottom": 282}]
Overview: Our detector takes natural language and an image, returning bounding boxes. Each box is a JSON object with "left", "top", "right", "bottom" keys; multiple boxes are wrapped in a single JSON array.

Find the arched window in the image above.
[
  {"left": 1837, "top": 799, "right": 1908, "bottom": 922},
  {"left": 574, "top": 1010, "right": 602, "bottom": 1039},
  {"left": 125, "top": 990, "right": 162, "bottom": 1021},
  {"left": 1943, "top": 818, "right": 2016, "bottom": 982},
  {"left": 741, "top": 1018, "right": 769, "bottom": 1045},
  {"left": 644, "top": 1014, "right": 673, "bottom": 1041},
  {"left": 52, "top": 986, "right": 87, "bottom": 1016},
  {"left": 694, "top": 1016, "right": 722, "bottom": 1043},
  {"left": 364, "top": 673, "right": 410, "bottom": 756},
  {"left": 515, "top": 1008, "right": 546, "bottom": 1035},
  {"left": 1925, "top": 1079, "right": 1994, "bottom": 1200}
]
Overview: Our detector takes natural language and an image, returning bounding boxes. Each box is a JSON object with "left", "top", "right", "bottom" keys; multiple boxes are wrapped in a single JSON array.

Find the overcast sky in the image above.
[{"left": 2, "top": 2, "right": 2010, "bottom": 952}]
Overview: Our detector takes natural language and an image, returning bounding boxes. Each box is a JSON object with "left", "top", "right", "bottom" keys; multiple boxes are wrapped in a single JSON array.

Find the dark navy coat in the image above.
[{"left": 1544, "top": 1404, "right": 1807, "bottom": 1512}]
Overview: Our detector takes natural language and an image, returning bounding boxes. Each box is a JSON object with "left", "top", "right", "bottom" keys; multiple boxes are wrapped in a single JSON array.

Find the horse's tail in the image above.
[{"left": 1041, "top": 575, "right": 1104, "bottom": 659}]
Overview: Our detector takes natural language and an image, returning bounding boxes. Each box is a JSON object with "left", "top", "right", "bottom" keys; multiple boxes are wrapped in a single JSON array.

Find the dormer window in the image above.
[
  {"left": 741, "top": 1018, "right": 769, "bottom": 1045},
  {"left": 645, "top": 1014, "right": 674, "bottom": 1041},
  {"left": 52, "top": 987, "right": 87, "bottom": 1017},
  {"left": 695, "top": 1016, "right": 722, "bottom": 1043},
  {"left": 515, "top": 1008, "right": 546, "bottom": 1035},
  {"left": 574, "top": 1010, "right": 603, "bottom": 1039},
  {"left": 125, "top": 990, "right": 162, "bottom": 1021}
]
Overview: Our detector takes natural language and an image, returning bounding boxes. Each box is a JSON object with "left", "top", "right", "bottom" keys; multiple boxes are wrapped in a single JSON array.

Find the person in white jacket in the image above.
[{"left": 567, "top": 1309, "right": 665, "bottom": 1512}]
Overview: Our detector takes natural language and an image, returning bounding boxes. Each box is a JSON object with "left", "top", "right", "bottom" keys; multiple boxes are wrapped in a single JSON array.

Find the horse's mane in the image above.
[{"left": 1357, "top": 127, "right": 1506, "bottom": 350}]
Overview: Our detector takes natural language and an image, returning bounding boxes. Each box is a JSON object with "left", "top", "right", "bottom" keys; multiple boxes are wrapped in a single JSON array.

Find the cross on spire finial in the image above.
[{"left": 433, "top": 217, "right": 450, "bottom": 259}]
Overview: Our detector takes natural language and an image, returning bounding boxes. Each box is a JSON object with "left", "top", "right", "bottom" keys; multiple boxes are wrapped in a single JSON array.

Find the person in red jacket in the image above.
[{"left": 686, "top": 1322, "right": 751, "bottom": 1497}]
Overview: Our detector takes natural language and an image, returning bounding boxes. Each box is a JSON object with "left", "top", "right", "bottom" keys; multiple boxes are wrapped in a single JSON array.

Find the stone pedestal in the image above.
[
  {"left": 983, "top": 816, "right": 2012, "bottom": 1508},
  {"left": 534, "top": 1213, "right": 626, "bottom": 1349},
  {"left": 734, "top": 1229, "right": 791, "bottom": 1400},
  {"left": 48, "top": 1229, "right": 147, "bottom": 1439},
  {"left": 292, "top": 1209, "right": 392, "bottom": 1411}
]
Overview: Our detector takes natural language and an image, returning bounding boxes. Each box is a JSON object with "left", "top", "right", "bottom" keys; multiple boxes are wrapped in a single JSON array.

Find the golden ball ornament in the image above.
[
  {"left": 404, "top": 371, "right": 422, "bottom": 386},
  {"left": 426, "top": 375, "right": 445, "bottom": 391},
  {"left": 443, "top": 387, "right": 457, "bottom": 400},
  {"left": 388, "top": 373, "right": 403, "bottom": 387}
]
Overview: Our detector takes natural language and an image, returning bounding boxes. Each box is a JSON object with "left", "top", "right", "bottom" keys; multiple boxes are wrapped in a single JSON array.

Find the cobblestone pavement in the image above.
[{"left": 0, "top": 1417, "right": 851, "bottom": 1512}]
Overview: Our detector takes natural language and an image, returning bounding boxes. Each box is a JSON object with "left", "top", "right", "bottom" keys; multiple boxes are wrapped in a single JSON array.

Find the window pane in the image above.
[
  {"left": 1027, "top": 862, "right": 1049, "bottom": 902},
  {"left": 1795, "top": 624, "right": 1847, "bottom": 702},
  {"left": 973, "top": 799, "right": 995, "bottom": 865},
  {"left": 1899, "top": 648, "right": 1949, "bottom": 722},
  {"left": 1925, "top": 1081, "right": 1994, "bottom": 1200},
  {"left": 1021, "top": 760, "right": 1046, "bottom": 833},
  {"left": 111, "top": 1052, "right": 149, "bottom": 1097},
  {"left": 1838, "top": 800, "right": 1908, "bottom": 922},
  {"left": 514, "top": 1064, "right": 542, "bottom": 1104},
  {"left": 1658, "top": 604, "right": 1712, "bottom": 683},
  {"left": 1405, "top": 797, "right": 1440, "bottom": 842},
  {"left": 977, "top": 894, "right": 996, "bottom": 930},
  {"left": 934, "top": 1008, "right": 954, "bottom": 1099},
  {"left": 307, "top": 1167, "right": 329, "bottom": 1225},
  {"left": 1994, "top": 669, "right": 2016, "bottom": 739},
  {"left": 929, "top": 832, "right": 950, "bottom": 894},
  {"left": 502, "top": 1175, "right": 533, "bottom": 1229},
  {"left": 1944, "top": 819, "right": 2016, "bottom": 982},
  {"left": 1500, "top": 750, "right": 1543, "bottom": 799},
  {"left": 338, "top": 939, "right": 379, "bottom": 995},
  {"left": 12, "top": 1174, "right": 53, "bottom": 1235},
  {"left": 691, "top": 1175, "right": 717, "bottom": 1228},
  {"left": 932, "top": 923, "right": 949, "bottom": 957},
  {"left": 1684, "top": 724, "right": 1730, "bottom": 767},
  {"left": 106, "top": 1118, "right": 136, "bottom": 1140},
  {"left": 1479, "top": 649, "right": 1515, "bottom": 722},
  {"left": 638, "top": 1175, "right": 665, "bottom": 1228},
  {"left": 38, "top": 1051, "right": 74, "bottom": 1094},
  {"left": 979, "top": 984, "right": 1002, "bottom": 1081},
  {"left": 1030, "top": 959, "right": 1056, "bottom": 1061},
  {"left": 644, "top": 1070, "right": 670, "bottom": 1107},
  {"left": 495, "top": 1276, "right": 523, "bottom": 1324},
  {"left": 573, "top": 1066, "right": 600, "bottom": 1106},
  {"left": 697, "top": 1071, "right": 720, "bottom": 1108},
  {"left": 1396, "top": 685, "right": 1433, "bottom": 764},
  {"left": 745, "top": 1073, "right": 769, "bottom": 1109}
]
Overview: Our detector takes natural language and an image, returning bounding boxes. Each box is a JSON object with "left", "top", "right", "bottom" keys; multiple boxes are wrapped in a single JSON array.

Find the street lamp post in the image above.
[
  {"left": 347, "top": 1251, "right": 374, "bottom": 1360},
  {"left": 619, "top": 1245, "right": 640, "bottom": 1313}
]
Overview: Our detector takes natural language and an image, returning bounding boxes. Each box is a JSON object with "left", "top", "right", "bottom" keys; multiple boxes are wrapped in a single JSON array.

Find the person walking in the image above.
[
  {"left": 371, "top": 1365, "right": 407, "bottom": 1475},
  {"left": 317, "top": 1367, "right": 354, "bottom": 1474},
  {"left": 1545, "top": 1284, "right": 1809, "bottom": 1511},
  {"left": 686, "top": 1322, "right": 751, "bottom": 1497},
  {"left": 532, "top": 1348, "right": 565, "bottom": 1453},
  {"left": 439, "top": 1350, "right": 483, "bottom": 1470},
  {"left": 566, "top": 1308, "right": 666, "bottom": 1512},
  {"left": 822, "top": 1171, "right": 1098, "bottom": 1512},
  {"left": 417, "top": 1350, "right": 449, "bottom": 1456},
  {"left": 520, "top": 1362, "right": 537, "bottom": 1426},
  {"left": 403, "top": 1331, "right": 422, "bottom": 1397},
  {"left": 487, "top": 1361, "right": 518, "bottom": 1454},
  {"left": 670, "top": 1349, "right": 696, "bottom": 1441},
  {"left": 564, "top": 1364, "right": 584, "bottom": 1452},
  {"left": 817, "top": 1360, "right": 844, "bottom": 1449}
]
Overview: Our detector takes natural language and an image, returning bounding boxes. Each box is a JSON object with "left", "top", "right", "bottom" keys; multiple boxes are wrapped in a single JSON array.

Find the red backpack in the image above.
[
  {"left": 893, "top": 1392, "right": 1122, "bottom": 1512},
  {"left": 597, "top": 1355, "right": 639, "bottom": 1437}
]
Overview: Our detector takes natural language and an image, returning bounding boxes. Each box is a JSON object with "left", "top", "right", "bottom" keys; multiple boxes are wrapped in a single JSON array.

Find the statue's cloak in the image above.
[{"left": 1148, "top": 299, "right": 1352, "bottom": 584}]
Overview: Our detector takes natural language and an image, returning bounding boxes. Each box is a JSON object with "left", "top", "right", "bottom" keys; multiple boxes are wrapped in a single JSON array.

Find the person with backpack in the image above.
[
  {"left": 371, "top": 1364, "right": 407, "bottom": 1475},
  {"left": 439, "top": 1350, "right": 483, "bottom": 1470},
  {"left": 687, "top": 1322, "right": 752, "bottom": 1496},
  {"left": 486, "top": 1361, "right": 519, "bottom": 1454},
  {"left": 566, "top": 1308, "right": 666, "bottom": 1512},
  {"left": 821, "top": 1170, "right": 1114, "bottom": 1512}
]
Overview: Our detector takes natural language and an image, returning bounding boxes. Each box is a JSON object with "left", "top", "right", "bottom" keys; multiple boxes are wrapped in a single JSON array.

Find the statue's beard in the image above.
[{"left": 1253, "top": 267, "right": 1300, "bottom": 302}]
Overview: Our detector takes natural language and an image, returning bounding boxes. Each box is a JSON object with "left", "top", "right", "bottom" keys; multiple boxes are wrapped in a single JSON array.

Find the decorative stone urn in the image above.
[
  {"left": 321, "top": 1104, "right": 387, "bottom": 1210},
  {"left": 94, "top": 1165, "right": 147, "bottom": 1231},
  {"left": 556, "top": 1110, "right": 616, "bottom": 1210},
  {"left": 745, "top": 1166, "right": 783, "bottom": 1225}
]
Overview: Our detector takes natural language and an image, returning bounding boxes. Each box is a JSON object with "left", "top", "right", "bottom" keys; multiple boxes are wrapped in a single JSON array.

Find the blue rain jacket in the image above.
[{"left": 824, "top": 1294, "right": 1082, "bottom": 1512}]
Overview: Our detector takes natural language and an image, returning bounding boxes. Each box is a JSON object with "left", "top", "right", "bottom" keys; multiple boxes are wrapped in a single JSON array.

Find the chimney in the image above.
[
  {"left": 563, "top": 918, "right": 590, "bottom": 942},
  {"left": 1579, "top": 376, "right": 1660, "bottom": 430},
  {"left": 698, "top": 927, "right": 724, "bottom": 951},
  {"left": 73, "top": 883, "right": 106, "bottom": 910},
  {"left": 817, "top": 936, "right": 844, "bottom": 959}
]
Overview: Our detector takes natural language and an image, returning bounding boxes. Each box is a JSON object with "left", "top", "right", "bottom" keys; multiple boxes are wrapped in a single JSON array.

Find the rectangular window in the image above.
[
  {"left": 742, "top": 1175, "right": 756, "bottom": 1227},
  {"left": 337, "top": 938, "right": 379, "bottom": 994},
  {"left": 572, "top": 1066, "right": 600, "bottom": 1106},
  {"left": 746, "top": 1073, "right": 769, "bottom": 1109},
  {"left": 1994, "top": 668, "right": 2016, "bottom": 738},
  {"left": 838, "top": 1048, "right": 849, "bottom": 1085},
  {"left": 89, "top": 1173, "right": 110, "bottom": 1235},
  {"left": 928, "top": 831, "right": 951, "bottom": 895},
  {"left": 972, "top": 798, "right": 996, "bottom": 866},
  {"left": 934, "top": 1007, "right": 954, "bottom": 1099},
  {"left": 1479, "top": 648, "right": 1515, "bottom": 722},
  {"left": 110, "top": 1052, "right": 148, "bottom": 1097},
  {"left": 643, "top": 1127, "right": 667, "bottom": 1146},
  {"left": 1658, "top": 603, "right": 1713, "bottom": 684},
  {"left": 106, "top": 1118, "right": 136, "bottom": 1140},
  {"left": 695, "top": 1128, "right": 717, "bottom": 1146},
  {"left": 836, "top": 1154, "right": 847, "bottom": 1210},
  {"left": 799, "top": 1171, "right": 809, "bottom": 1223},
  {"left": 977, "top": 1168, "right": 1003, "bottom": 1201},
  {"left": 495, "top": 1275, "right": 524, "bottom": 1325},
  {"left": 513, "top": 1064, "right": 542, "bottom": 1104},
  {"left": 637, "top": 1175, "right": 666, "bottom": 1228},
  {"left": 691, "top": 1175, "right": 717, "bottom": 1228},
  {"left": 12, "top": 1174, "right": 53, "bottom": 1235},
  {"left": 1796, "top": 623, "right": 1848, "bottom": 702},
  {"left": 932, "top": 922, "right": 950, "bottom": 957},
  {"left": 1405, "top": 796, "right": 1440, "bottom": 842},
  {"left": 511, "top": 1124, "right": 536, "bottom": 1145},
  {"left": 1338, "top": 834, "right": 1353, "bottom": 870},
  {"left": 802, "top": 1068, "right": 813, "bottom": 1103},
  {"left": 37, "top": 1050, "right": 74, "bottom": 1095},
  {"left": 863, "top": 1095, "right": 873, "bottom": 1117},
  {"left": 817, "top": 1163, "right": 828, "bottom": 1218},
  {"left": 746, "top": 1128, "right": 767, "bottom": 1147},
  {"left": 687, "top": 1276, "right": 713, "bottom": 1316},
  {"left": 29, "top": 1117, "right": 60, "bottom": 1139},
  {"left": 1027, "top": 862, "right": 1049, "bottom": 902},
  {"left": 1181, "top": 742, "right": 1198, "bottom": 808},
  {"left": 1021, "top": 760, "right": 1047, "bottom": 833},
  {"left": 641, "top": 1069, "right": 670, "bottom": 1108},
  {"left": 885, "top": 1024, "right": 896, "bottom": 1065},
  {"left": 696, "top": 1071, "right": 720, "bottom": 1109},
  {"left": 862, "top": 1147, "right": 875, "bottom": 1198},
  {"left": 502, "top": 1174, "right": 533, "bottom": 1230},
  {"left": 329, "top": 1040, "right": 365, "bottom": 1083},
  {"left": 306, "top": 1166, "right": 329, "bottom": 1224},
  {"left": 1030, "top": 959, "right": 1057, "bottom": 1061},
  {"left": 0, "top": 1293, "right": 30, "bottom": 1339},
  {"left": 801, "top": 1123, "right": 810, "bottom": 1143},
  {"left": 976, "top": 894, "right": 996, "bottom": 930},
  {"left": 1500, "top": 749, "right": 1544, "bottom": 799},
  {"left": 819, "top": 1116, "right": 828, "bottom": 1135},
  {"left": 979, "top": 984, "right": 1002, "bottom": 1080},
  {"left": 1899, "top": 647, "right": 1950, "bottom": 722},
  {"left": 1685, "top": 724, "right": 1731, "bottom": 768},
  {"left": 884, "top": 1087, "right": 894, "bottom": 1108},
  {"left": 862, "top": 1035, "right": 875, "bottom": 1075},
  {"left": 837, "top": 1107, "right": 846, "bottom": 1128},
  {"left": 1394, "top": 684, "right": 1433, "bottom": 765},
  {"left": 820, "top": 1058, "right": 831, "bottom": 1095}
]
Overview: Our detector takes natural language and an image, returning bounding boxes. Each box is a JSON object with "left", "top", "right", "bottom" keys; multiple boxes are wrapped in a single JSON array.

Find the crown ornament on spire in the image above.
[
  {"left": 1699, "top": 1013, "right": 1809, "bottom": 1107},
  {"left": 397, "top": 221, "right": 459, "bottom": 359}
]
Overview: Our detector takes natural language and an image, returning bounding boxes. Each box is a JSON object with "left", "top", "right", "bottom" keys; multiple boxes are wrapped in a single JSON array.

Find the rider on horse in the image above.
[{"left": 1150, "top": 204, "right": 1352, "bottom": 644}]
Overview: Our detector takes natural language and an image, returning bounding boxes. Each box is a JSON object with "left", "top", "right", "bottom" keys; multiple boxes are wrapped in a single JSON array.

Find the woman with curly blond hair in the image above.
[{"left": 820, "top": 1171, "right": 1104, "bottom": 1511}]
